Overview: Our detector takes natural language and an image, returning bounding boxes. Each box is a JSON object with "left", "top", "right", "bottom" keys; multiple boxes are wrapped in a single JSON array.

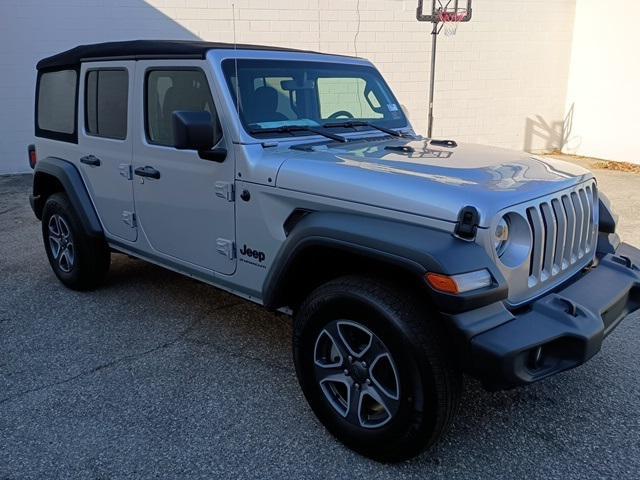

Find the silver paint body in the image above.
[{"left": 35, "top": 49, "right": 598, "bottom": 307}]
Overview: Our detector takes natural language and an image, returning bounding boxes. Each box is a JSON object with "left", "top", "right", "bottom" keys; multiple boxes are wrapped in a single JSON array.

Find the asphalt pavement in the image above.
[{"left": 1, "top": 160, "right": 639, "bottom": 479}]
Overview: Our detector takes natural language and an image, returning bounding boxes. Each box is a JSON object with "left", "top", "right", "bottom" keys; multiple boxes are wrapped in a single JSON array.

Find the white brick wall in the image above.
[{"left": 0, "top": 0, "right": 575, "bottom": 174}]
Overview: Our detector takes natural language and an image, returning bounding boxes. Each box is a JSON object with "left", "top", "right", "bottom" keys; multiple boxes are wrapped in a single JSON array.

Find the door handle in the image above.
[
  {"left": 134, "top": 166, "right": 161, "bottom": 179},
  {"left": 80, "top": 155, "right": 101, "bottom": 166}
]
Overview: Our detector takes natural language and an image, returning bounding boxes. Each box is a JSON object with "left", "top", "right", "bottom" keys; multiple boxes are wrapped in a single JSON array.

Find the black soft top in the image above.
[{"left": 36, "top": 39, "right": 336, "bottom": 71}]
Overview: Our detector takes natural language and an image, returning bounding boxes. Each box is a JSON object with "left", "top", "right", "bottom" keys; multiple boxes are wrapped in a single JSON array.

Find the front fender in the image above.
[{"left": 262, "top": 212, "right": 507, "bottom": 313}]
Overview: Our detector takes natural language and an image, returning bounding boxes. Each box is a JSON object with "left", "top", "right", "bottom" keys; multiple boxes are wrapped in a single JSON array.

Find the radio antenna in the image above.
[{"left": 232, "top": 3, "right": 241, "bottom": 117}]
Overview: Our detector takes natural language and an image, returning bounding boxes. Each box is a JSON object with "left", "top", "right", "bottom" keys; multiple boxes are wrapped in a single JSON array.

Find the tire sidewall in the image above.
[{"left": 294, "top": 282, "right": 442, "bottom": 458}]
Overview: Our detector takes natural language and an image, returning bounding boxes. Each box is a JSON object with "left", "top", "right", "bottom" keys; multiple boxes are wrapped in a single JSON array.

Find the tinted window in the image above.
[
  {"left": 37, "top": 69, "right": 77, "bottom": 135},
  {"left": 146, "top": 70, "right": 221, "bottom": 147},
  {"left": 85, "top": 69, "right": 128, "bottom": 139}
]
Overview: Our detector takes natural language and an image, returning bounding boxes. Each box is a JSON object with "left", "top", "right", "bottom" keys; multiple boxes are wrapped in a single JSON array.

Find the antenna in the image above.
[{"left": 232, "top": 3, "right": 241, "bottom": 118}]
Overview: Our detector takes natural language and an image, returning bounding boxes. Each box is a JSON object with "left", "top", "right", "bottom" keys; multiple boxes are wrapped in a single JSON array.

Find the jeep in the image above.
[{"left": 28, "top": 40, "right": 640, "bottom": 462}]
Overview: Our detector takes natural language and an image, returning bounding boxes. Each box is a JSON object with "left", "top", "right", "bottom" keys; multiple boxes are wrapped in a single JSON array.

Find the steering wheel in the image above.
[{"left": 327, "top": 110, "right": 355, "bottom": 120}]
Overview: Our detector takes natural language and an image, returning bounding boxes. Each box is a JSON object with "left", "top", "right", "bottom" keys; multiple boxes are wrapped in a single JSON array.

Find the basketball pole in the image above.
[{"left": 427, "top": 19, "right": 438, "bottom": 139}]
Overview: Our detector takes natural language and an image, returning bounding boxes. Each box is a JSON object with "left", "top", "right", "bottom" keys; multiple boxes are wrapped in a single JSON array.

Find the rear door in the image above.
[{"left": 78, "top": 61, "right": 136, "bottom": 242}]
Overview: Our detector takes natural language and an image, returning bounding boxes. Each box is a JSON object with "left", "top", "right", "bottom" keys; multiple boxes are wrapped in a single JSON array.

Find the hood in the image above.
[{"left": 274, "top": 138, "right": 594, "bottom": 226}]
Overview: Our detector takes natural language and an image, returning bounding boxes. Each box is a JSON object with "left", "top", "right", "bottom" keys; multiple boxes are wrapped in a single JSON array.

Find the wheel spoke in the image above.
[
  {"left": 336, "top": 320, "right": 373, "bottom": 359},
  {"left": 360, "top": 336, "right": 387, "bottom": 366},
  {"left": 48, "top": 236, "right": 61, "bottom": 258},
  {"left": 322, "top": 322, "right": 352, "bottom": 361},
  {"left": 369, "top": 353, "right": 400, "bottom": 401},
  {"left": 346, "top": 383, "right": 364, "bottom": 424},
  {"left": 59, "top": 216, "right": 71, "bottom": 239},
  {"left": 319, "top": 372, "right": 353, "bottom": 418},
  {"left": 358, "top": 387, "right": 394, "bottom": 428}
]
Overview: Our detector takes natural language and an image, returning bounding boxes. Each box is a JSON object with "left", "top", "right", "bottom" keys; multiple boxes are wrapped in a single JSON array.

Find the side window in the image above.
[
  {"left": 85, "top": 69, "right": 128, "bottom": 139},
  {"left": 146, "top": 69, "right": 221, "bottom": 147},
  {"left": 37, "top": 69, "right": 78, "bottom": 139}
]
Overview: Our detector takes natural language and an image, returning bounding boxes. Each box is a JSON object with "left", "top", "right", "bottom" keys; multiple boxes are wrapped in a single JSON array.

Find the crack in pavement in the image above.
[{"left": 0, "top": 301, "right": 242, "bottom": 405}]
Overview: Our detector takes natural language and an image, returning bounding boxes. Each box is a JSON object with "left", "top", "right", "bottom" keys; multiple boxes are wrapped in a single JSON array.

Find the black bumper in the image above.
[{"left": 450, "top": 243, "right": 640, "bottom": 390}]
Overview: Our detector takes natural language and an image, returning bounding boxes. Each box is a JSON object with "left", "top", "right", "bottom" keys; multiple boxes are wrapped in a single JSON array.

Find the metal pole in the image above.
[{"left": 427, "top": 20, "right": 438, "bottom": 139}]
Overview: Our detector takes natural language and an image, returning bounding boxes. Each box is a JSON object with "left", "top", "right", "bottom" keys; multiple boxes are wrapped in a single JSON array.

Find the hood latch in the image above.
[{"left": 454, "top": 206, "right": 480, "bottom": 241}]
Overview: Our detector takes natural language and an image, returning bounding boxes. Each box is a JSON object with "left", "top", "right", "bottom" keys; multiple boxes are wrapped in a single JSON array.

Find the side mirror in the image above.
[
  {"left": 172, "top": 111, "right": 227, "bottom": 162},
  {"left": 172, "top": 111, "right": 214, "bottom": 150}
]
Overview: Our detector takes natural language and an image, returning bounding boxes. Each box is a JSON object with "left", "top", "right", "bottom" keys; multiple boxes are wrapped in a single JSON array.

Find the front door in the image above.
[
  {"left": 78, "top": 61, "right": 137, "bottom": 242},
  {"left": 132, "top": 62, "right": 236, "bottom": 274}
]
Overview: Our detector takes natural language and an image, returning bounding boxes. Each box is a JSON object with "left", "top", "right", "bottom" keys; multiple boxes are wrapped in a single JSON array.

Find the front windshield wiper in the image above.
[
  {"left": 323, "top": 121, "right": 409, "bottom": 138},
  {"left": 248, "top": 125, "right": 347, "bottom": 143}
]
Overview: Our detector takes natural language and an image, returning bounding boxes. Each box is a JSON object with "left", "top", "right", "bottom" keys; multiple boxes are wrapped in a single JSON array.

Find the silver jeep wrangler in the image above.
[{"left": 29, "top": 40, "right": 640, "bottom": 462}]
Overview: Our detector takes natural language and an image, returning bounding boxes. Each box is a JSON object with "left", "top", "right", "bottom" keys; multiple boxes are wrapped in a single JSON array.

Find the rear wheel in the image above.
[
  {"left": 42, "top": 192, "right": 110, "bottom": 290},
  {"left": 293, "top": 276, "right": 461, "bottom": 462}
]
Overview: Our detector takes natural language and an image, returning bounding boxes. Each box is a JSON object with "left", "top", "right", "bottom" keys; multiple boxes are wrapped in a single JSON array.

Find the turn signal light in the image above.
[
  {"left": 425, "top": 269, "right": 492, "bottom": 295},
  {"left": 425, "top": 273, "right": 459, "bottom": 294}
]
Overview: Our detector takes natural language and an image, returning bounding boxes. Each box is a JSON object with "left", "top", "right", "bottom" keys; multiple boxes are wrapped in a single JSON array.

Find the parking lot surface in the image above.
[{"left": 1, "top": 159, "right": 639, "bottom": 479}]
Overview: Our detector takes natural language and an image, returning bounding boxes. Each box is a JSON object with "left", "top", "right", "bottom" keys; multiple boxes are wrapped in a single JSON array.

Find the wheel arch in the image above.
[
  {"left": 31, "top": 157, "right": 103, "bottom": 238},
  {"left": 262, "top": 211, "right": 507, "bottom": 313}
]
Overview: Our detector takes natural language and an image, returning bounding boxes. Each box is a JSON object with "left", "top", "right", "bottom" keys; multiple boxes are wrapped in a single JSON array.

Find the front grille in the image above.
[{"left": 525, "top": 182, "right": 597, "bottom": 287}]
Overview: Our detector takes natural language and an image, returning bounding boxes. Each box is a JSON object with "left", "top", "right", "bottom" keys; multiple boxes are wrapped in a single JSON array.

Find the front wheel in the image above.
[{"left": 293, "top": 276, "right": 461, "bottom": 462}]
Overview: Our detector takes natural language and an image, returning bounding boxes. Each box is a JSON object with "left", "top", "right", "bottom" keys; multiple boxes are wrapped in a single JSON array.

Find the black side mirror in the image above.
[
  {"left": 172, "top": 111, "right": 214, "bottom": 150},
  {"left": 172, "top": 111, "right": 227, "bottom": 162}
]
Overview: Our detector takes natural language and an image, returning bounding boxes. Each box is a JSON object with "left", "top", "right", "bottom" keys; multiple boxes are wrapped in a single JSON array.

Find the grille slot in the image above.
[{"left": 526, "top": 183, "right": 596, "bottom": 287}]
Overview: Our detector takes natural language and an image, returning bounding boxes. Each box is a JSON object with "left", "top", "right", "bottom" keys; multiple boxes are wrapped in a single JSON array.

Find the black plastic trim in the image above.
[
  {"left": 463, "top": 243, "right": 640, "bottom": 390},
  {"left": 262, "top": 211, "right": 507, "bottom": 313},
  {"left": 31, "top": 157, "right": 103, "bottom": 238},
  {"left": 598, "top": 193, "right": 618, "bottom": 234}
]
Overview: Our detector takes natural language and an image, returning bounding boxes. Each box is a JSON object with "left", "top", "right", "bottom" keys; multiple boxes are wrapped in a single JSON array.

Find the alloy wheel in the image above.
[
  {"left": 48, "top": 214, "right": 75, "bottom": 273},
  {"left": 314, "top": 320, "right": 401, "bottom": 429}
]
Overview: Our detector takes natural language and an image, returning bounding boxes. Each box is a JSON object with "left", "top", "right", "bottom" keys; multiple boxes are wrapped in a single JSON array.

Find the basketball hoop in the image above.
[
  {"left": 438, "top": 8, "right": 468, "bottom": 36},
  {"left": 416, "top": 0, "right": 473, "bottom": 137}
]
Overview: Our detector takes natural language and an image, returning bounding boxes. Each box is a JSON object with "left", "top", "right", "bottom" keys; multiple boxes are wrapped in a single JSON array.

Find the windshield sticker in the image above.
[{"left": 387, "top": 103, "right": 399, "bottom": 112}]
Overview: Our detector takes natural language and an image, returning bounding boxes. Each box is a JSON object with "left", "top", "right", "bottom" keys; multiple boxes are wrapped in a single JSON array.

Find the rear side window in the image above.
[
  {"left": 85, "top": 69, "right": 128, "bottom": 139},
  {"left": 37, "top": 69, "right": 78, "bottom": 140},
  {"left": 146, "top": 69, "right": 221, "bottom": 147}
]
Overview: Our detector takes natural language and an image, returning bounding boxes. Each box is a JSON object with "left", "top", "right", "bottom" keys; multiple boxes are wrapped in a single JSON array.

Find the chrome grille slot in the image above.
[{"left": 526, "top": 182, "right": 596, "bottom": 287}]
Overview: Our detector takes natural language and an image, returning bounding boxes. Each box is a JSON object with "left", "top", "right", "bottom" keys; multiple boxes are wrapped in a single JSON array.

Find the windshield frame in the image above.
[{"left": 221, "top": 58, "right": 408, "bottom": 140}]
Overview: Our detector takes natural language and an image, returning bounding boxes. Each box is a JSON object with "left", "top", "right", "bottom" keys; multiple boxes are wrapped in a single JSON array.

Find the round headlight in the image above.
[{"left": 494, "top": 216, "right": 510, "bottom": 257}]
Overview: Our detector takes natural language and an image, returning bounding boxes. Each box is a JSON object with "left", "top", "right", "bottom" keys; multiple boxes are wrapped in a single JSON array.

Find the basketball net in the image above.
[{"left": 439, "top": 9, "right": 467, "bottom": 36}]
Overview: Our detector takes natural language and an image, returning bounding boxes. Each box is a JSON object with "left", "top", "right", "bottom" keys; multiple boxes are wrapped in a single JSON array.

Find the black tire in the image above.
[
  {"left": 41, "top": 192, "right": 110, "bottom": 290},
  {"left": 293, "top": 275, "right": 461, "bottom": 462}
]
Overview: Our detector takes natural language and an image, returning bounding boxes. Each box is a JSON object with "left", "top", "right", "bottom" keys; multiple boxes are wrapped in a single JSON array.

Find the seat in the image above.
[{"left": 245, "top": 86, "right": 288, "bottom": 124}]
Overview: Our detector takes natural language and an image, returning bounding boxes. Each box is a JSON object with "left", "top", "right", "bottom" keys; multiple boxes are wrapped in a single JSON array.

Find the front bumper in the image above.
[{"left": 450, "top": 242, "right": 640, "bottom": 390}]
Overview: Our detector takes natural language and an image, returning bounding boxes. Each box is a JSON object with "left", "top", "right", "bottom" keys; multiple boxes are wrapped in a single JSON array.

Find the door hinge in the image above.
[
  {"left": 119, "top": 164, "right": 133, "bottom": 180},
  {"left": 215, "top": 181, "right": 235, "bottom": 202},
  {"left": 122, "top": 211, "right": 136, "bottom": 228},
  {"left": 216, "top": 238, "right": 235, "bottom": 260}
]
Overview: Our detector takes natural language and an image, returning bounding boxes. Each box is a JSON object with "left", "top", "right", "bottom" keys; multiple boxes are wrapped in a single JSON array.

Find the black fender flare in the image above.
[
  {"left": 262, "top": 211, "right": 507, "bottom": 313},
  {"left": 31, "top": 157, "right": 103, "bottom": 238}
]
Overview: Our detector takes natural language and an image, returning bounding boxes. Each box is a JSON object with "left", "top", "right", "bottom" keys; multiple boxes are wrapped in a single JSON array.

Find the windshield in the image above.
[{"left": 222, "top": 59, "right": 407, "bottom": 137}]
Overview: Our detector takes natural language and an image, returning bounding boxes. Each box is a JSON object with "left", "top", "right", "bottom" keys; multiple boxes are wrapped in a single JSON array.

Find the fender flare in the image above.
[
  {"left": 31, "top": 157, "right": 103, "bottom": 238},
  {"left": 262, "top": 211, "right": 507, "bottom": 313}
]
